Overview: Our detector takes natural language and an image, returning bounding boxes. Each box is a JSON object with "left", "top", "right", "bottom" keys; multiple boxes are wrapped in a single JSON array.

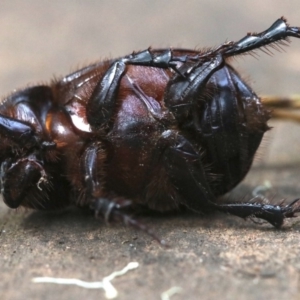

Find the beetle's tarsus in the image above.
[
  {"left": 216, "top": 198, "right": 300, "bottom": 228},
  {"left": 281, "top": 198, "right": 300, "bottom": 218},
  {"left": 222, "top": 18, "right": 300, "bottom": 57}
]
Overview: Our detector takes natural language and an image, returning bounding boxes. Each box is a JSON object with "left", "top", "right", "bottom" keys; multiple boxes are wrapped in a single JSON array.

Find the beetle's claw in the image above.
[
  {"left": 282, "top": 198, "right": 300, "bottom": 218},
  {"left": 287, "top": 26, "right": 300, "bottom": 38}
]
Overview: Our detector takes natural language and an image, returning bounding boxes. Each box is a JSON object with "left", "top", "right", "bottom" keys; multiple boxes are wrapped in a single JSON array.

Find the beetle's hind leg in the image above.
[
  {"left": 215, "top": 198, "right": 300, "bottom": 228},
  {"left": 221, "top": 17, "right": 300, "bottom": 57},
  {"left": 158, "top": 130, "right": 300, "bottom": 228}
]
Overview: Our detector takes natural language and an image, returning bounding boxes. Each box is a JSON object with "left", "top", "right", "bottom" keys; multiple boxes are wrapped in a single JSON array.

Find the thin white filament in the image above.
[
  {"left": 161, "top": 286, "right": 182, "bottom": 300},
  {"left": 32, "top": 262, "right": 139, "bottom": 299}
]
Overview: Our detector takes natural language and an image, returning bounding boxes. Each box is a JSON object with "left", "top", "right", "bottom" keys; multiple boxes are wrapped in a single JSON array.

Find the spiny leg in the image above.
[
  {"left": 86, "top": 38, "right": 235, "bottom": 129},
  {"left": 222, "top": 17, "right": 300, "bottom": 57},
  {"left": 188, "top": 17, "right": 300, "bottom": 60},
  {"left": 164, "top": 54, "right": 224, "bottom": 122},
  {"left": 215, "top": 198, "right": 300, "bottom": 228},
  {"left": 173, "top": 17, "right": 300, "bottom": 225},
  {"left": 86, "top": 47, "right": 208, "bottom": 128},
  {"left": 166, "top": 18, "right": 300, "bottom": 64},
  {"left": 160, "top": 130, "right": 300, "bottom": 227},
  {"left": 87, "top": 18, "right": 300, "bottom": 129},
  {"left": 125, "top": 16, "right": 300, "bottom": 67}
]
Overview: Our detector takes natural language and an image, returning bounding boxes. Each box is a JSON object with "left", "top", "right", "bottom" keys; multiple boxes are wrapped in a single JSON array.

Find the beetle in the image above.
[{"left": 1, "top": 17, "right": 300, "bottom": 243}]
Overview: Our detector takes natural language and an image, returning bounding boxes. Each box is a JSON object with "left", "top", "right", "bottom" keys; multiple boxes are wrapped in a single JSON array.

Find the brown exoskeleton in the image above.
[{"left": 1, "top": 17, "right": 300, "bottom": 243}]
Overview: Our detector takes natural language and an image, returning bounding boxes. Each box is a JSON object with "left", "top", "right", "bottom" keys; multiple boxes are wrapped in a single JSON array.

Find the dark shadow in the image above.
[{"left": 19, "top": 203, "right": 300, "bottom": 246}]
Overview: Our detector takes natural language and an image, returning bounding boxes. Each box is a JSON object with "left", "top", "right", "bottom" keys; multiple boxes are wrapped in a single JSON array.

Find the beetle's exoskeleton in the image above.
[{"left": 1, "top": 17, "right": 300, "bottom": 242}]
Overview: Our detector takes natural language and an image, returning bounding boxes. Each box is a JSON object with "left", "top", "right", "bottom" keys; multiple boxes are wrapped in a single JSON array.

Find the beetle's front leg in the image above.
[
  {"left": 0, "top": 86, "right": 56, "bottom": 151},
  {"left": 86, "top": 48, "right": 218, "bottom": 128},
  {"left": 0, "top": 115, "right": 37, "bottom": 148},
  {"left": 82, "top": 144, "right": 165, "bottom": 244}
]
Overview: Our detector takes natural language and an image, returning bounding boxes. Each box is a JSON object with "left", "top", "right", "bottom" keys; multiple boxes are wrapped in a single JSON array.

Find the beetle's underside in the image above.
[{"left": 1, "top": 17, "right": 300, "bottom": 243}]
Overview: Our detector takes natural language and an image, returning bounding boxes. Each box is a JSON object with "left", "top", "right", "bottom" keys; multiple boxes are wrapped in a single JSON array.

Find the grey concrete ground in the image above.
[{"left": 1, "top": 1, "right": 300, "bottom": 299}]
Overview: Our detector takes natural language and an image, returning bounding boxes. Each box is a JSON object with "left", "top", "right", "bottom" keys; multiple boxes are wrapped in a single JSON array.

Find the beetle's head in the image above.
[{"left": 0, "top": 86, "right": 64, "bottom": 209}]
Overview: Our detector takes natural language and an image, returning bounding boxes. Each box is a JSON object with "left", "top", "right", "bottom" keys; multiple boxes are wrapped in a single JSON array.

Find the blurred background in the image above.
[{"left": 1, "top": 0, "right": 300, "bottom": 97}]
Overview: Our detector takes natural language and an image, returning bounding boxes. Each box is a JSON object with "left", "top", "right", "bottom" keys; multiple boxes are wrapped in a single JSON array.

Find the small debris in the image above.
[
  {"left": 32, "top": 262, "right": 139, "bottom": 299},
  {"left": 161, "top": 286, "right": 182, "bottom": 300},
  {"left": 252, "top": 180, "right": 272, "bottom": 200}
]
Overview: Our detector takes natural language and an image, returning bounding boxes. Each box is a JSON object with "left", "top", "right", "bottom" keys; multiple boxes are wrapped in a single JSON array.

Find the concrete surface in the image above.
[{"left": 1, "top": 1, "right": 300, "bottom": 300}]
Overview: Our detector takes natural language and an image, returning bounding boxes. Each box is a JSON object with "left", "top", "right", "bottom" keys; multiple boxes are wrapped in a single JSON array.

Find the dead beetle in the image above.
[{"left": 1, "top": 17, "right": 300, "bottom": 243}]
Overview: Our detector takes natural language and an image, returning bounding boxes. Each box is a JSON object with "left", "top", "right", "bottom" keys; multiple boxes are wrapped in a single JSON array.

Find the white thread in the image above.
[{"left": 32, "top": 262, "right": 139, "bottom": 299}]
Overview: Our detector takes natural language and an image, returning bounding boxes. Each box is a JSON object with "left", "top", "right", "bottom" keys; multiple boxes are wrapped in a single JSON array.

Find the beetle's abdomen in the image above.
[
  {"left": 105, "top": 66, "right": 171, "bottom": 197},
  {"left": 197, "top": 64, "right": 270, "bottom": 196}
]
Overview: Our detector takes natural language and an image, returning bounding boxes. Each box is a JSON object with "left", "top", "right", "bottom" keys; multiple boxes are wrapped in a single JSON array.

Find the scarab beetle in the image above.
[{"left": 1, "top": 17, "right": 300, "bottom": 242}]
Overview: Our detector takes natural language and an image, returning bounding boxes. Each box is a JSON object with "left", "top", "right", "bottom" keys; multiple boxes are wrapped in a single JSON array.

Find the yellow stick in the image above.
[{"left": 262, "top": 95, "right": 300, "bottom": 122}]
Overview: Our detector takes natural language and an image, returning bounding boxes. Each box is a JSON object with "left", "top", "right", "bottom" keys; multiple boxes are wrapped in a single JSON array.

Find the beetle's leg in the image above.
[
  {"left": 86, "top": 47, "right": 221, "bottom": 128},
  {"left": 215, "top": 198, "right": 300, "bottom": 228},
  {"left": 88, "top": 50, "right": 224, "bottom": 128},
  {"left": 0, "top": 115, "right": 40, "bottom": 149},
  {"left": 167, "top": 18, "right": 300, "bottom": 62},
  {"left": 0, "top": 155, "right": 47, "bottom": 209},
  {"left": 164, "top": 53, "right": 224, "bottom": 122},
  {"left": 0, "top": 86, "right": 56, "bottom": 150},
  {"left": 86, "top": 49, "right": 180, "bottom": 128},
  {"left": 0, "top": 115, "right": 54, "bottom": 150},
  {"left": 86, "top": 60, "right": 127, "bottom": 128},
  {"left": 87, "top": 18, "right": 300, "bottom": 128},
  {"left": 82, "top": 144, "right": 166, "bottom": 245},
  {"left": 161, "top": 130, "right": 300, "bottom": 227},
  {"left": 160, "top": 130, "right": 217, "bottom": 211},
  {"left": 222, "top": 17, "right": 300, "bottom": 57}
]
